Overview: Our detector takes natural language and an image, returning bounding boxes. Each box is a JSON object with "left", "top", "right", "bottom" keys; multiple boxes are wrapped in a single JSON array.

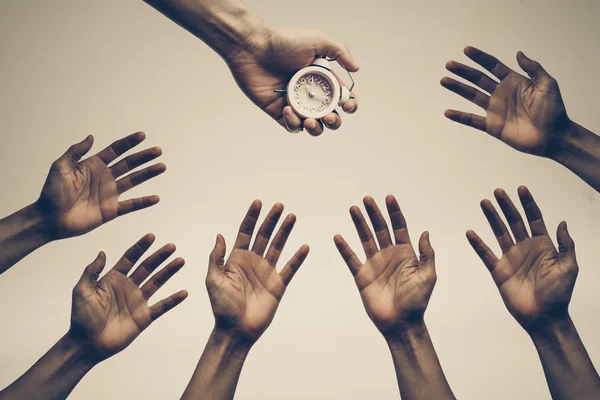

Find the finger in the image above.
[
  {"left": 110, "top": 147, "right": 163, "bottom": 179},
  {"left": 385, "top": 195, "right": 412, "bottom": 245},
  {"left": 464, "top": 46, "right": 514, "bottom": 80},
  {"left": 209, "top": 234, "right": 227, "bottom": 269},
  {"left": 58, "top": 135, "right": 94, "bottom": 169},
  {"left": 444, "top": 109, "right": 487, "bottom": 132},
  {"left": 518, "top": 186, "right": 549, "bottom": 237},
  {"left": 418, "top": 231, "right": 436, "bottom": 279},
  {"left": 117, "top": 195, "right": 160, "bottom": 217},
  {"left": 149, "top": 290, "right": 188, "bottom": 321},
  {"left": 323, "top": 110, "right": 342, "bottom": 130},
  {"left": 279, "top": 245, "right": 310, "bottom": 286},
  {"left": 113, "top": 233, "right": 155, "bottom": 274},
  {"left": 116, "top": 163, "right": 166, "bottom": 194},
  {"left": 494, "top": 188, "right": 529, "bottom": 242},
  {"left": 314, "top": 35, "right": 359, "bottom": 72},
  {"left": 283, "top": 106, "right": 304, "bottom": 133},
  {"left": 350, "top": 205, "right": 378, "bottom": 258},
  {"left": 141, "top": 257, "right": 186, "bottom": 300},
  {"left": 342, "top": 98, "right": 359, "bottom": 114},
  {"left": 252, "top": 203, "right": 284, "bottom": 256},
  {"left": 516, "top": 51, "right": 558, "bottom": 91},
  {"left": 557, "top": 221, "right": 576, "bottom": 260},
  {"left": 363, "top": 196, "right": 393, "bottom": 249},
  {"left": 75, "top": 251, "right": 106, "bottom": 293},
  {"left": 333, "top": 234, "right": 362, "bottom": 276},
  {"left": 440, "top": 77, "right": 490, "bottom": 109},
  {"left": 265, "top": 214, "right": 296, "bottom": 267},
  {"left": 304, "top": 118, "right": 324, "bottom": 137},
  {"left": 466, "top": 230, "right": 498, "bottom": 272},
  {"left": 233, "top": 200, "right": 262, "bottom": 250},
  {"left": 480, "top": 199, "right": 514, "bottom": 253},
  {"left": 445, "top": 61, "right": 498, "bottom": 94},
  {"left": 129, "top": 243, "right": 176, "bottom": 286},
  {"left": 95, "top": 131, "right": 146, "bottom": 164}
]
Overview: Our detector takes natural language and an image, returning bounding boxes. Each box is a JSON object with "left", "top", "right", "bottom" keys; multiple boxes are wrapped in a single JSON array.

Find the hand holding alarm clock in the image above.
[{"left": 276, "top": 56, "right": 356, "bottom": 128}]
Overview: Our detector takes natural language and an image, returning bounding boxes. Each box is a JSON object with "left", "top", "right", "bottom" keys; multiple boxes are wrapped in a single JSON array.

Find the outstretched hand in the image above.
[
  {"left": 467, "top": 186, "right": 578, "bottom": 331},
  {"left": 206, "top": 201, "right": 309, "bottom": 346},
  {"left": 69, "top": 234, "right": 187, "bottom": 362},
  {"left": 441, "top": 47, "right": 570, "bottom": 156},
  {"left": 227, "top": 28, "right": 359, "bottom": 137},
  {"left": 37, "top": 132, "right": 165, "bottom": 240},
  {"left": 334, "top": 196, "right": 436, "bottom": 336}
]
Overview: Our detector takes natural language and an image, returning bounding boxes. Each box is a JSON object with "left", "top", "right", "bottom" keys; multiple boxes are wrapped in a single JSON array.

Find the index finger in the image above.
[
  {"left": 233, "top": 200, "right": 262, "bottom": 250},
  {"left": 464, "top": 46, "right": 514, "bottom": 81},
  {"left": 95, "top": 131, "right": 146, "bottom": 165}
]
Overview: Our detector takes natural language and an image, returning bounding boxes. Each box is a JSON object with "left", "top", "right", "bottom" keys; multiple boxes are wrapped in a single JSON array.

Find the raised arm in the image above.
[
  {"left": 441, "top": 47, "right": 600, "bottom": 191},
  {"left": 0, "top": 132, "right": 165, "bottom": 274},
  {"left": 468, "top": 186, "right": 600, "bottom": 399},
  {"left": 0, "top": 234, "right": 187, "bottom": 400},
  {"left": 143, "top": 0, "right": 359, "bottom": 136},
  {"left": 334, "top": 196, "right": 456, "bottom": 400},
  {"left": 181, "top": 201, "right": 309, "bottom": 399}
]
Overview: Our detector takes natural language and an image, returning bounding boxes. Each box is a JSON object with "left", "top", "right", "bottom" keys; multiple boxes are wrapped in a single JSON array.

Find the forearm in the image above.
[
  {"left": 0, "top": 334, "right": 95, "bottom": 400},
  {"left": 180, "top": 328, "right": 251, "bottom": 400},
  {"left": 143, "top": 0, "right": 268, "bottom": 62},
  {"left": 385, "top": 323, "right": 456, "bottom": 400},
  {"left": 550, "top": 120, "right": 600, "bottom": 192},
  {"left": 530, "top": 316, "right": 600, "bottom": 400},
  {"left": 0, "top": 202, "right": 54, "bottom": 274}
]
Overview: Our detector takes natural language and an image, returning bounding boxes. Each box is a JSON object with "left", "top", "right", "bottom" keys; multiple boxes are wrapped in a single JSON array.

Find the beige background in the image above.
[{"left": 1, "top": 0, "right": 599, "bottom": 399}]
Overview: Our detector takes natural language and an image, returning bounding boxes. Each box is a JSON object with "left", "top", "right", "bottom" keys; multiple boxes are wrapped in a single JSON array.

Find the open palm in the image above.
[
  {"left": 467, "top": 186, "right": 577, "bottom": 331},
  {"left": 69, "top": 234, "right": 187, "bottom": 362},
  {"left": 227, "top": 28, "right": 359, "bottom": 136},
  {"left": 206, "top": 201, "right": 309, "bottom": 344},
  {"left": 442, "top": 46, "right": 570, "bottom": 156},
  {"left": 335, "top": 195, "right": 436, "bottom": 335},
  {"left": 37, "top": 132, "right": 166, "bottom": 239}
]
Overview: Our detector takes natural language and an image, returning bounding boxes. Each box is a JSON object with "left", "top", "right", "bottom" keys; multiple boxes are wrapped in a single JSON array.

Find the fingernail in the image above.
[{"left": 306, "top": 120, "right": 316, "bottom": 129}]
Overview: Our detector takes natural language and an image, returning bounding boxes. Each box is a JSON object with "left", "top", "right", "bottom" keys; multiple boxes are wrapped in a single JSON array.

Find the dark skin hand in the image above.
[
  {"left": 468, "top": 186, "right": 600, "bottom": 399},
  {"left": 334, "top": 196, "right": 456, "bottom": 400},
  {"left": 180, "top": 201, "right": 309, "bottom": 400},
  {"left": 70, "top": 233, "right": 188, "bottom": 362},
  {"left": 441, "top": 46, "right": 570, "bottom": 156},
  {"left": 334, "top": 195, "right": 436, "bottom": 335},
  {"left": 206, "top": 201, "right": 310, "bottom": 344},
  {"left": 38, "top": 131, "right": 165, "bottom": 239},
  {"left": 467, "top": 186, "right": 577, "bottom": 330}
]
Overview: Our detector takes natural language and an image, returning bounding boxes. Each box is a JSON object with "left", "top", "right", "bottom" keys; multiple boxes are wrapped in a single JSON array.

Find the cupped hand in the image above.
[
  {"left": 69, "top": 234, "right": 188, "bottom": 362},
  {"left": 37, "top": 132, "right": 165, "bottom": 240},
  {"left": 467, "top": 186, "right": 578, "bottom": 331},
  {"left": 334, "top": 196, "right": 436, "bottom": 336},
  {"left": 206, "top": 201, "right": 309, "bottom": 345},
  {"left": 227, "top": 28, "right": 359, "bottom": 136},
  {"left": 441, "top": 47, "right": 570, "bottom": 156}
]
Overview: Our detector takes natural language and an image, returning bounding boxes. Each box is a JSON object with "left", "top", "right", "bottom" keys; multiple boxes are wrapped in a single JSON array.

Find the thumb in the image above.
[
  {"left": 557, "top": 221, "right": 576, "bottom": 260},
  {"left": 58, "top": 135, "right": 94, "bottom": 169},
  {"left": 75, "top": 251, "right": 106, "bottom": 294},
  {"left": 516, "top": 51, "right": 557, "bottom": 91},
  {"left": 418, "top": 231, "right": 436, "bottom": 278},
  {"left": 209, "top": 234, "right": 226, "bottom": 269},
  {"left": 314, "top": 34, "right": 359, "bottom": 72}
]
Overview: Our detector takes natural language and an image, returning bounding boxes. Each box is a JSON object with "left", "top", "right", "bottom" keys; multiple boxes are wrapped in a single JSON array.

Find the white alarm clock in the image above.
[{"left": 276, "top": 56, "right": 354, "bottom": 120}]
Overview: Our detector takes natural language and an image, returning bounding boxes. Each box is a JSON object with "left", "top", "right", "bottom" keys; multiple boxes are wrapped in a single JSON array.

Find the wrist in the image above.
[
  {"left": 384, "top": 321, "right": 429, "bottom": 350},
  {"left": 527, "top": 315, "right": 578, "bottom": 349},
  {"left": 207, "top": 327, "right": 253, "bottom": 361},
  {"left": 55, "top": 333, "right": 98, "bottom": 374},
  {"left": 548, "top": 119, "right": 589, "bottom": 162},
  {"left": 22, "top": 201, "right": 56, "bottom": 245}
]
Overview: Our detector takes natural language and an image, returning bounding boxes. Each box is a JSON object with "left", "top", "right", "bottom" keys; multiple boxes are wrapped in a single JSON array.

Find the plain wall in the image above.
[{"left": 1, "top": 0, "right": 599, "bottom": 399}]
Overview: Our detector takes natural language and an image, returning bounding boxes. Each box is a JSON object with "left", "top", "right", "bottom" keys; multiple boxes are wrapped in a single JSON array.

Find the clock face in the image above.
[{"left": 286, "top": 68, "right": 338, "bottom": 119}]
